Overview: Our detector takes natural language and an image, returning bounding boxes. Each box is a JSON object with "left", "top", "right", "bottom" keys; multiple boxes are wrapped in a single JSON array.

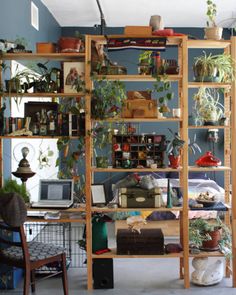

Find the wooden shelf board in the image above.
[
  {"left": 91, "top": 167, "right": 182, "bottom": 172},
  {"left": 93, "top": 118, "right": 182, "bottom": 123},
  {"left": 92, "top": 248, "right": 183, "bottom": 259},
  {"left": 26, "top": 207, "right": 86, "bottom": 213},
  {"left": 188, "top": 166, "right": 231, "bottom": 171},
  {"left": 187, "top": 40, "right": 231, "bottom": 49},
  {"left": 188, "top": 125, "right": 228, "bottom": 129},
  {"left": 1, "top": 52, "right": 85, "bottom": 60},
  {"left": 91, "top": 206, "right": 183, "bottom": 212},
  {"left": 188, "top": 82, "right": 231, "bottom": 88},
  {"left": 26, "top": 217, "right": 86, "bottom": 223},
  {"left": 96, "top": 74, "right": 182, "bottom": 81},
  {"left": 1, "top": 136, "right": 81, "bottom": 139},
  {"left": 189, "top": 251, "right": 225, "bottom": 257},
  {"left": 3, "top": 92, "right": 85, "bottom": 98}
]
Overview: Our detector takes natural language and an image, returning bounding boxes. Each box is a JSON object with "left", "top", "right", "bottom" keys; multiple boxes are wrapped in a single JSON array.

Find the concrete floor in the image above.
[
  {"left": 1, "top": 258, "right": 235, "bottom": 295},
  {"left": 1, "top": 224, "right": 235, "bottom": 294}
]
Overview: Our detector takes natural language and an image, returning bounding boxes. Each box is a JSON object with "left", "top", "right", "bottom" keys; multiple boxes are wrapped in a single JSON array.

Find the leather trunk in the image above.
[
  {"left": 116, "top": 228, "right": 164, "bottom": 255},
  {"left": 119, "top": 187, "right": 162, "bottom": 208}
]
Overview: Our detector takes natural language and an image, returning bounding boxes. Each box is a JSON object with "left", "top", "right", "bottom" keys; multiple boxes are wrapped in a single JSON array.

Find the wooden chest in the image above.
[
  {"left": 119, "top": 187, "right": 162, "bottom": 208},
  {"left": 122, "top": 99, "right": 157, "bottom": 118},
  {"left": 116, "top": 228, "right": 164, "bottom": 255}
]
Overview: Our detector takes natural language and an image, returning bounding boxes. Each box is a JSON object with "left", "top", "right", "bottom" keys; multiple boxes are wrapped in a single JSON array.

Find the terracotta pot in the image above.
[
  {"left": 58, "top": 37, "right": 81, "bottom": 52},
  {"left": 201, "top": 229, "right": 221, "bottom": 251},
  {"left": 168, "top": 155, "right": 180, "bottom": 169}
]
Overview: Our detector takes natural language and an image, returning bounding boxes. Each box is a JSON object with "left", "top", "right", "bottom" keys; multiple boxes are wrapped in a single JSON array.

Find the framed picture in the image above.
[
  {"left": 91, "top": 184, "right": 106, "bottom": 205},
  {"left": 63, "top": 61, "right": 85, "bottom": 93}
]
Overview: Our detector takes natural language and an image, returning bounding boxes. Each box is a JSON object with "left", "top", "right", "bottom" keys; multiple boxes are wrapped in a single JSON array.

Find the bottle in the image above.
[
  {"left": 48, "top": 111, "right": 56, "bottom": 136},
  {"left": 155, "top": 51, "right": 162, "bottom": 74},
  {"left": 56, "top": 71, "right": 61, "bottom": 93},
  {"left": 39, "top": 109, "right": 47, "bottom": 136}
]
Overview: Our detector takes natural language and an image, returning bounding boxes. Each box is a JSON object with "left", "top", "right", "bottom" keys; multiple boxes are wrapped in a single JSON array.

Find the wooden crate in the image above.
[{"left": 124, "top": 26, "right": 152, "bottom": 35}]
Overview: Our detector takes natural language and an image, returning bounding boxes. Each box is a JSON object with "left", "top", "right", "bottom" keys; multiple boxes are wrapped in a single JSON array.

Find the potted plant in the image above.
[
  {"left": 34, "top": 62, "right": 61, "bottom": 93},
  {"left": 193, "top": 51, "right": 235, "bottom": 82},
  {"left": 152, "top": 74, "right": 174, "bottom": 113},
  {"left": 138, "top": 51, "right": 153, "bottom": 75},
  {"left": 204, "top": 0, "right": 223, "bottom": 40},
  {"left": 193, "top": 87, "right": 224, "bottom": 125},
  {"left": 0, "top": 179, "right": 30, "bottom": 203},
  {"left": 166, "top": 128, "right": 185, "bottom": 168},
  {"left": 91, "top": 78, "right": 126, "bottom": 119},
  {"left": 189, "top": 217, "right": 231, "bottom": 257}
]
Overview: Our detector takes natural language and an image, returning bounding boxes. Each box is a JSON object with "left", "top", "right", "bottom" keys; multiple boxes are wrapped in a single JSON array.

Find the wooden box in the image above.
[
  {"left": 112, "top": 134, "right": 166, "bottom": 168},
  {"left": 124, "top": 26, "right": 152, "bottom": 36},
  {"left": 122, "top": 99, "right": 157, "bottom": 118},
  {"left": 36, "top": 42, "right": 56, "bottom": 53},
  {"left": 116, "top": 228, "right": 164, "bottom": 255},
  {"left": 119, "top": 187, "right": 162, "bottom": 208}
]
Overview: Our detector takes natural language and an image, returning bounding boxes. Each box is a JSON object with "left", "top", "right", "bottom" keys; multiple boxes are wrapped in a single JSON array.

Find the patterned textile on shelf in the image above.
[{"left": 106, "top": 37, "right": 166, "bottom": 51}]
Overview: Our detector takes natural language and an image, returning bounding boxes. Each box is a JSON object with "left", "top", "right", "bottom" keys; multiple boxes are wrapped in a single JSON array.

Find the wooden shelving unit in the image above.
[{"left": 1, "top": 36, "right": 235, "bottom": 290}]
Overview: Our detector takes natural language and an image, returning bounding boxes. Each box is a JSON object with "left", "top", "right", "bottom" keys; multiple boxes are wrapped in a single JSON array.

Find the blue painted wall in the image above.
[
  {"left": 0, "top": 0, "right": 61, "bottom": 50},
  {"left": 62, "top": 27, "right": 232, "bottom": 186}
]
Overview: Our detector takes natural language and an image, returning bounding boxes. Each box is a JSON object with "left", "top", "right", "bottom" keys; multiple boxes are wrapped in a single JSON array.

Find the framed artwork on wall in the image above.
[{"left": 63, "top": 62, "right": 85, "bottom": 93}]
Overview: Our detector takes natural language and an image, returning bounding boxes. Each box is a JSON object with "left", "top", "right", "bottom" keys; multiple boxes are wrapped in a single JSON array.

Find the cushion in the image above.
[
  {"left": 0, "top": 192, "right": 27, "bottom": 227},
  {"left": 0, "top": 242, "right": 65, "bottom": 262}
]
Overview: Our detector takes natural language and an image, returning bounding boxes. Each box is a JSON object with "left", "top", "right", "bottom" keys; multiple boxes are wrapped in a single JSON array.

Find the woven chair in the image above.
[{"left": 0, "top": 192, "right": 68, "bottom": 295}]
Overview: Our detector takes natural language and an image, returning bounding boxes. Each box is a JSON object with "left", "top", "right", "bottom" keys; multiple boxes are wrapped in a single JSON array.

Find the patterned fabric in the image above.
[{"left": 0, "top": 242, "right": 65, "bottom": 262}]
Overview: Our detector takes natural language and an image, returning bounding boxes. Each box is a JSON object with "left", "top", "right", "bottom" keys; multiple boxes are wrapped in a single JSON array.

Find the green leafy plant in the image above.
[
  {"left": 138, "top": 50, "right": 153, "bottom": 66},
  {"left": 152, "top": 75, "right": 174, "bottom": 113},
  {"left": 0, "top": 179, "right": 30, "bottom": 203},
  {"left": 193, "top": 51, "right": 235, "bottom": 83},
  {"left": 91, "top": 78, "right": 126, "bottom": 119},
  {"left": 166, "top": 128, "right": 185, "bottom": 157},
  {"left": 206, "top": 0, "right": 217, "bottom": 27},
  {"left": 193, "top": 87, "right": 224, "bottom": 124},
  {"left": 189, "top": 217, "right": 232, "bottom": 257}
]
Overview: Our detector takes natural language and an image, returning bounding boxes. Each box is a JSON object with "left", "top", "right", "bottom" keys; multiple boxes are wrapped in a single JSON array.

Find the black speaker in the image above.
[{"left": 93, "top": 258, "right": 114, "bottom": 289}]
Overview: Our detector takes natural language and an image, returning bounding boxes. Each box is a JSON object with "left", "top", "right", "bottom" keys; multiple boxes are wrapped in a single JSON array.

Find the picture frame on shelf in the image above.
[
  {"left": 91, "top": 184, "right": 106, "bottom": 205},
  {"left": 63, "top": 61, "right": 85, "bottom": 93}
]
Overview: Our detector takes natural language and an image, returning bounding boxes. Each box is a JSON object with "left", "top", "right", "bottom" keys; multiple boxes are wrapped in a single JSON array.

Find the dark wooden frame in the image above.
[{"left": 0, "top": 223, "right": 68, "bottom": 295}]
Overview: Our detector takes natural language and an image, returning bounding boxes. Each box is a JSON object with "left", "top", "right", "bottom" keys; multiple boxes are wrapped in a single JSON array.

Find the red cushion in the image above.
[{"left": 152, "top": 29, "right": 174, "bottom": 36}]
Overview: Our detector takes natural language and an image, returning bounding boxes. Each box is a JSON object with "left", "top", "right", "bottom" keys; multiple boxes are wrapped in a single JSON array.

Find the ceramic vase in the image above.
[{"left": 149, "top": 15, "right": 164, "bottom": 31}]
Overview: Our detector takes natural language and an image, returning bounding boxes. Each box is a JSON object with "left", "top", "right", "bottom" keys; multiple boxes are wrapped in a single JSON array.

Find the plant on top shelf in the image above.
[
  {"left": 91, "top": 78, "right": 126, "bottom": 120},
  {"left": 193, "top": 51, "right": 235, "bottom": 83},
  {"left": 204, "top": 0, "right": 223, "bottom": 40},
  {"left": 193, "top": 87, "right": 224, "bottom": 125},
  {"left": 189, "top": 217, "right": 231, "bottom": 257}
]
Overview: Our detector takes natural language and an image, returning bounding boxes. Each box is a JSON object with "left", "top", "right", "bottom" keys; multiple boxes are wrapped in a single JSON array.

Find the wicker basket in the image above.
[{"left": 204, "top": 27, "right": 223, "bottom": 41}]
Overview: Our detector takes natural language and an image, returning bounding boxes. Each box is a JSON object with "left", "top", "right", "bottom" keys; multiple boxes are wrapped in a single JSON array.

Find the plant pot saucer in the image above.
[
  {"left": 194, "top": 76, "right": 220, "bottom": 83},
  {"left": 200, "top": 245, "right": 219, "bottom": 251}
]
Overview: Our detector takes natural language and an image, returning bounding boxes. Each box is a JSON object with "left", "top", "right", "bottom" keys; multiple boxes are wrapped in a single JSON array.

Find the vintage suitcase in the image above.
[
  {"left": 122, "top": 99, "right": 157, "bottom": 118},
  {"left": 119, "top": 187, "right": 162, "bottom": 208},
  {"left": 116, "top": 228, "right": 164, "bottom": 255}
]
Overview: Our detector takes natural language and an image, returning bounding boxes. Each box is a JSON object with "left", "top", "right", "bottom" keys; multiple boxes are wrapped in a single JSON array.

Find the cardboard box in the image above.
[{"left": 124, "top": 26, "right": 152, "bottom": 35}]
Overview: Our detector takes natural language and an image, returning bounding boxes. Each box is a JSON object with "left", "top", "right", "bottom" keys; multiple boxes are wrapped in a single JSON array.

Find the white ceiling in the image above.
[{"left": 41, "top": 0, "right": 236, "bottom": 28}]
